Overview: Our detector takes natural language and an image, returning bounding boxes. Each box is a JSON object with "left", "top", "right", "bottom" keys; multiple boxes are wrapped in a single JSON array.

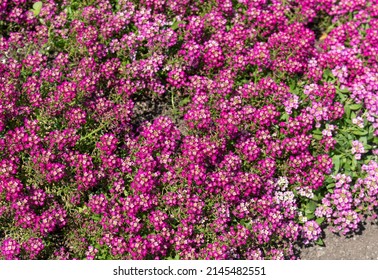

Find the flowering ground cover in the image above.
[{"left": 0, "top": 0, "right": 378, "bottom": 260}]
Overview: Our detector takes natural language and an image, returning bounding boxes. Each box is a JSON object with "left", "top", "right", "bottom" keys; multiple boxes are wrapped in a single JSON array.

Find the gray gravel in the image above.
[{"left": 300, "top": 222, "right": 378, "bottom": 260}]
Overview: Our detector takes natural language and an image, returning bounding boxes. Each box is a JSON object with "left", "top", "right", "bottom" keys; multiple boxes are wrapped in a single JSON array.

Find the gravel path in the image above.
[{"left": 300, "top": 222, "right": 378, "bottom": 260}]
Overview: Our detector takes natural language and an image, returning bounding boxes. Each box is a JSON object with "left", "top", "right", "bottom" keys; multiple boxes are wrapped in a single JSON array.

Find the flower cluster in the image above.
[{"left": 0, "top": 0, "right": 377, "bottom": 260}]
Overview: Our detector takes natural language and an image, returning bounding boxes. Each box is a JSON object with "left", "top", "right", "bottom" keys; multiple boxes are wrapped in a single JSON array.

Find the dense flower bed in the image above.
[{"left": 0, "top": 0, "right": 378, "bottom": 260}]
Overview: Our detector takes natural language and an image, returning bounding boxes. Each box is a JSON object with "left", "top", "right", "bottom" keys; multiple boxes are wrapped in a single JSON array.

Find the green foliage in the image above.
[{"left": 31, "top": 2, "right": 43, "bottom": 17}]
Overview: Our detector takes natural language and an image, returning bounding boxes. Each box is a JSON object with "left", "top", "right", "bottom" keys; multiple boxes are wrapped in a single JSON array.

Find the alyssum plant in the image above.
[{"left": 0, "top": 0, "right": 377, "bottom": 260}]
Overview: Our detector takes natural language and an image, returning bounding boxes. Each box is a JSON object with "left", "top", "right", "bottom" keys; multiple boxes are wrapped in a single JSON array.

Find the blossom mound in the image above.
[{"left": 0, "top": 0, "right": 378, "bottom": 260}]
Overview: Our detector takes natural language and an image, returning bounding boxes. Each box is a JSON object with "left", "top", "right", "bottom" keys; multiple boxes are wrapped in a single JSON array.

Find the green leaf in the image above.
[
  {"left": 351, "top": 111, "right": 357, "bottom": 120},
  {"left": 171, "top": 20, "right": 182, "bottom": 30},
  {"left": 326, "top": 183, "right": 335, "bottom": 189},
  {"left": 323, "top": 69, "right": 333, "bottom": 79},
  {"left": 332, "top": 155, "right": 341, "bottom": 173},
  {"left": 344, "top": 161, "right": 351, "bottom": 172},
  {"left": 351, "top": 129, "right": 367, "bottom": 136},
  {"left": 339, "top": 88, "right": 350, "bottom": 93},
  {"left": 315, "top": 238, "right": 325, "bottom": 246},
  {"left": 306, "top": 213, "right": 315, "bottom": 220},
  {"left": 92, "top": 214, "right": 101, "bottom": 222},
  {"left": 78, "top": 205, "right": 88, "bottom": 213},
  {"left": 179, "top": 96, "right": 190, "bottom": 107},
  {"left": 167, "top": 254, "right": 180, "bottom": 260},
  {"left": 344, "top": 104, "right": 351, "bottom": 119},
  {"left": 368, "top": 125, "right": 374, "bottom": 137},
  {"left": 280, "top": 112, "right": 289, "bottom": 121},
  {"left": 32, "top": 1, "right": 43, "bottom": 16},
  {"left": 349, "top": 104, "right": 362, "bottom": 110},
  {"left": 351, "top": 157, "right": 357, "bottom": 170},
  {"left": 316, "top": 217, "right": 325, "bottom": 225},
  {"left": 305, "top": 201, "right": 317, "bottom": 216},
  {"left": 289, "top": 79, "right": 296, "bottom": 91}
]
